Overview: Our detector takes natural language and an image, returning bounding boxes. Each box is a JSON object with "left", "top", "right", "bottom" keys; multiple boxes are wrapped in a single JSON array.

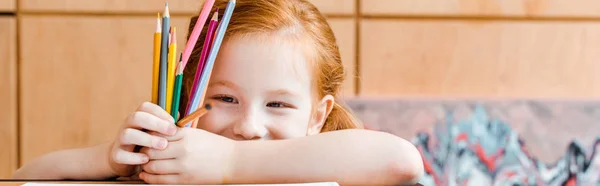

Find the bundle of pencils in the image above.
[{"left": 151, "top": 0, "right": 236, "bottom": 128}]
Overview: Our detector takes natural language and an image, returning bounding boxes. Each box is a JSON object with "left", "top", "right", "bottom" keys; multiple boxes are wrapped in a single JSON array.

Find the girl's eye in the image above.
[
  {"left": 212, "top": 95, "right": 238, "bottom": 104},
  {"left": 266, "top": 102, "right": 294, "bottom": 108}
]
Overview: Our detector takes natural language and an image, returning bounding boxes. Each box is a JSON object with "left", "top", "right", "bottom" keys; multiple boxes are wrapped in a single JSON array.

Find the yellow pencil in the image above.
[
  {"left": 152, "top": 13, "right": 161, "bottom": 104},
  {"left": 166, "top": 27, "right": 177, "bottom": 113}
]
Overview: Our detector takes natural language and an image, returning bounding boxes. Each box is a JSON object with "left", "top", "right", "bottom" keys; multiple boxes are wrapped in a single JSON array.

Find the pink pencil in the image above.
[
  {"left": 181, "top": 0, "right": 216, "bottom": 69},
  {"left": 185, "top": 10, "right": 219, "bottom": 116}
]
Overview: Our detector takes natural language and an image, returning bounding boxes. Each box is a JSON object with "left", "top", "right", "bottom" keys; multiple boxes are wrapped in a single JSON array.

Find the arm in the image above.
[
  {"left": 228, "top": 129, "right": 424, "bottom": 185},
  {"left": 14, "top": 102, "right": 177, "bottom": 180},
  {"left": 13, "top": 142, "right": 115, "bottom": 180}
]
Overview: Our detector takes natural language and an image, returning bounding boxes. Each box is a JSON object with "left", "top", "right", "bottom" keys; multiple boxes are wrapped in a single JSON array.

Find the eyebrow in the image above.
[
  {"left": 208, "top": 80, "right": 240, "bottom": 90},
  {"left": 208, "top": 80, "right": 299, "bottom": 97},
  {"left": 267, "top": 89, "right": 299, "bottom": 97}
]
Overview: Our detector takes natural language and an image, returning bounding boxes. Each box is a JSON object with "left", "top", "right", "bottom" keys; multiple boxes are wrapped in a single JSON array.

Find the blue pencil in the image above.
[
  {"left": 158, "top": 3, "right": 170, "bottom": 109},
  {"left": 184, "top": 0, "right": 236, "bottom": 127}
]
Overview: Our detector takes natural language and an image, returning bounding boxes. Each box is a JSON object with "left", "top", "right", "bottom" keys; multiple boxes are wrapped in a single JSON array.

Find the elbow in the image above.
[
  {"left": 12, "top": 161, "right": 43, "bottom": 180},
  {"left": 387, "top": 137, "right": 424, "bottom": 185},
  {"left": 12, "top": 168, "right": 26, "bottom": 179},
  {"left": 399, "top": 161, "right": 425, "bottom": 185},
  {"left": 12, "top": 165, "right": 42, "bottom": 180}
]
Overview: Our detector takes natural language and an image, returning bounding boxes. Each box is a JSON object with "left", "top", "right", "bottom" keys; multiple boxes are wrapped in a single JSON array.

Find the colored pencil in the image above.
[
  {"left": 171, "top": 54, "right": 184, "bottom": 121},
  {"left": 166, "top": 27, "right": 177, "bottom": 113},
  {"left": 186, "top": 0, "right": 236, "bottom": 128},
  {"left": 181, "top": 0, "right": 216, "bottom": 69},
  {"left": 185, "top": 10, "right": 219, "bottom": 116},
  {"left": 158, "top": 3, "right": 170, "bottom": 109},
  {"left": 176, "top": 103, "right": 212, "bottom": 128},
  {"left": 152, "top": 13, "right": 161, "bottom": 104}
]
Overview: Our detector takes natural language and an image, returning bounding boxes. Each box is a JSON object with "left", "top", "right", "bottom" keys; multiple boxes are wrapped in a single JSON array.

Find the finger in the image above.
[
  {"left": 160, "top": 128, "right": 195, "bottom": 141},
  {"left": 147, "top": 130, "right": 185, "bottom": 143},
  {"left": 112, "top": 148, "right": 149, "bottom": 165},
  {"left": 142, "top": 159, "right": 181, "bottom": 174},
  {"left": 141, "top": 142, "right": 181, "bottom": 160},
  {"left": 137, "top": 101, "right": 175, "bottom": 123},
  {"left": 120, "top": 128, "right": 168, "bottom": 149},
  {"left": 126, "top": 111, "right": 177, "bottom": 136},
  {"left": 147, "top": 131, "right": 172, "bottom": 139},
  {"left": 139, "top": 172, "right": 179, "bottom": 184}
]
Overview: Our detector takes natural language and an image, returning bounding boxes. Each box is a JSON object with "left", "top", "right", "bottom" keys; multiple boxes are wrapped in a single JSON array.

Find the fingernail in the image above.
[
  {"left": 141, "top": 156, "right": 149, "bottom": 163},
  {"left": 154, "top": 138, "right": 167, "bottom": 149}
]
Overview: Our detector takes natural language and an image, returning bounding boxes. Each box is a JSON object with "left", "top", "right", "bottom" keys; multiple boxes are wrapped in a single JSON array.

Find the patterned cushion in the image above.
[{"left": 345, "top": 99, "right": 600, "bottom": 185}]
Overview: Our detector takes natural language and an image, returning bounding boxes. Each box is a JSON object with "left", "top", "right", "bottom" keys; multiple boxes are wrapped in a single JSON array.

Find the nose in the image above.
[{"left": 232, "top": 109, "right": 268, "bottom": 140}]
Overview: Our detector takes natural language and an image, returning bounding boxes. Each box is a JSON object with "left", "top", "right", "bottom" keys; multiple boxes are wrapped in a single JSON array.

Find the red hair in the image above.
[{"left": 181, "top": 0, "right": 362, "bottom": 132}]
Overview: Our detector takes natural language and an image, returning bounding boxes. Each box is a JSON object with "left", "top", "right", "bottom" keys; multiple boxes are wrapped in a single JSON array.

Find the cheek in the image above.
[
  {"left": 196, "top": 107, "right": 236, "bottom": 134},
  {"left": 268, "top": 108, "right": 312, "bottom": 138}
]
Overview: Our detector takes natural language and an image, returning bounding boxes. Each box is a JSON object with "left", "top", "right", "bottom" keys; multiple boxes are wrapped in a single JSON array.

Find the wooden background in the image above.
[{"left": 2, "top": 0, "right": 600, "bottom": 178}]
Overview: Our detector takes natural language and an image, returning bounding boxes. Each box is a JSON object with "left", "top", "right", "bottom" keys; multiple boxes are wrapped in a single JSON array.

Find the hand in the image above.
[
  {"left": 139, "top": 128, "right": 236, "bottom": 184},
  {"left": 108, "top": 102, "right": 178, "bottom": 177}
]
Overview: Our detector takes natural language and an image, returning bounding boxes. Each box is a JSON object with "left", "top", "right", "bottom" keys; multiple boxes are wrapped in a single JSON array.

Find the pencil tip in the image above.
[
  {"left": 170, "top": 27, "right": 176, "bottom": 43},
  {"left": 156, "top": 14, "right": 161, "bottom": 32},
  {"left": 164, "top": 2, "right": 170, "bottom": 17},
  {"left": 212, "top": 10, "right": 219, "bottom": 20},
  {"left": 205, "top": 104, "right": 212, "bottom": 110},
  {"left": 177, "top": 58, "right": 184, "bottom": 74}
]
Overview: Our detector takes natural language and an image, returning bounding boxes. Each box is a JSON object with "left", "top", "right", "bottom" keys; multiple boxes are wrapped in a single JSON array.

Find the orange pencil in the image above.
[
  {"left": 152, "top": 13, "right": 161, "bottom": 104},
  {"left": 176, "top": 103, "right": 212, "bottom": 127}
]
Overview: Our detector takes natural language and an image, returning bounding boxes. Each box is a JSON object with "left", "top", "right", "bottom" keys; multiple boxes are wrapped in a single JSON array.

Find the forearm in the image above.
[
  {"left": 228, "top": 129, "right": 424, "bottom": 185},
  {"left": 13, "top": 142, "right": 115, "bottom": 180}
]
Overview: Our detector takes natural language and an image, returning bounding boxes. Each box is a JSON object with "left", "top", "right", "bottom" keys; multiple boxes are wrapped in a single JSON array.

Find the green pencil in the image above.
[{"left": 171, "top": 54, "right": 184, "bottom": 121}]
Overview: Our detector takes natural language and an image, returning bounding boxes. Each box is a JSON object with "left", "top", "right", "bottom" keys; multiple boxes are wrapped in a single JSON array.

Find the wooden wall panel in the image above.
[
  {"left": 362, "top": 0, "right": 600, "bottom": 17},
  {"left": 308, "top": 0, "right": 355, "bottom": 15},
  {"left": 20, "top": 0, "right": 354, "bottom": 15},
  {"left": 328, "top": 18, "right": 356, "bottom": 97},
  {"left": 19, "top": 15, "right": 191, "bottom": 164},
  {"left": 0, "top": 17, "right": 17, "bottom": 178},
  {"left": 360, "top": 20, "right": 600, "bottom": 97},
  {"left": 0, "top": 0, "right": 16, "bottom": 12},
  {"left": 20, "top": 0, "right": 202, "bottom": 14}
]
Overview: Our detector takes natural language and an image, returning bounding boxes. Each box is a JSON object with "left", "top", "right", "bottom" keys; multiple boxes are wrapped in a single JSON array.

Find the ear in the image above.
[{"left": 307, "top": 94, "right": 335, "bottom": 136}]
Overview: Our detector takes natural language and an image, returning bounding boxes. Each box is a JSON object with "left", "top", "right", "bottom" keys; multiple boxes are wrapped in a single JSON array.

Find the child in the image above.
[{"left": 13, "top": 0, "right": 424, "bottom": 185}]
